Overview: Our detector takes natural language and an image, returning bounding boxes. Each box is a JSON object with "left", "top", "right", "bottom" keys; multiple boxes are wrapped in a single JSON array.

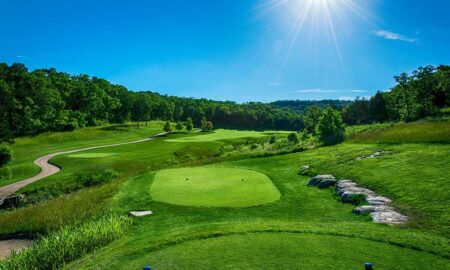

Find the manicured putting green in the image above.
[
  {"left": 151, "top": 167, "right": 280, "bottom": 207},
  {"left": 135, "top": 233, "right": 449, "bottom": 270},
  {"left": 67, "top": 153, "right": 116, "bottom": 158},
  {"left": 166, "top": 129, "right": 268, "bottom": 142}
]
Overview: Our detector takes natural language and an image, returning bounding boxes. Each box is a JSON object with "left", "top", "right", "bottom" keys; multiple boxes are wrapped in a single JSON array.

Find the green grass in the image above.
[
  {"left": 68, "top": 153, "right": 117, "bottom": 158},
  {"left": 150, "top": 167, "right": 280, "bottom": 207},
  {"left": 348, "top": 120, "right": 450, "bottom": 144},
  {"left": 121, "top": 233, "right": 448, "bottom": 270},
  {"left": 1, "top": 121, "right": 449, "bottom": 269},
  {"left": 165, "top": 129, "right": 270, "bottom": 143}
]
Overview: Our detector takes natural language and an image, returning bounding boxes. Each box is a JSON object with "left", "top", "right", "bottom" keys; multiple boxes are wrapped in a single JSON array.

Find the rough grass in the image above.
[
  {"left": 0, "top": 215, "right": 130, "bottom": 270},
  {"left": 150, "top": 167, "right": 280, "bottom": 207},
  {"left": 0, "top": 181, "right": 119, "bottom": 235},
  {"left": 348, "top": 120, "right": 450, "bottom": 144}
]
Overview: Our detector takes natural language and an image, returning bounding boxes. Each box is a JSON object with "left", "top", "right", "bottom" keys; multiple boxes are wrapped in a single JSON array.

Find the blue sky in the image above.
[{"left": 1, "top": 0, "right": 449, "bottom": 102}]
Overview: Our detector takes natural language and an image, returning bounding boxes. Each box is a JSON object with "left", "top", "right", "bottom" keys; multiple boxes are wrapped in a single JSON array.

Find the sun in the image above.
[{"left": 256, "top": 0, "right": 371, "bottom": 70}]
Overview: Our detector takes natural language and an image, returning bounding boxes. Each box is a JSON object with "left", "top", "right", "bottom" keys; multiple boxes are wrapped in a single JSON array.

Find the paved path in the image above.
[{"left": 0, "top": 132, "right": 168, "bottom": 201}]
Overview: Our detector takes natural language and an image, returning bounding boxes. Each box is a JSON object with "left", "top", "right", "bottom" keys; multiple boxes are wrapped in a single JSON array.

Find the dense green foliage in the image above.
[
  {"left": 0, "top": 63, "right": 305, "bottom": 142},
  {"left": 0, "top": 146, "right": 13, "bottom": 167},
  {"left": 316, "top": 107, "right": 345, "bottom": 145},
  {"left": 342, "top": 65, "right": 450, "bottom": 125}
]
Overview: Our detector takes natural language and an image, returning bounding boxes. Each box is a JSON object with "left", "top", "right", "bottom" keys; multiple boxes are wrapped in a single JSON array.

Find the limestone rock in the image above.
[
  {"left": 371, "top": 211, "right": 407, "bottom": 225},
  {"left": 129, "top": 211, "right": 153, "bottom": 217}
]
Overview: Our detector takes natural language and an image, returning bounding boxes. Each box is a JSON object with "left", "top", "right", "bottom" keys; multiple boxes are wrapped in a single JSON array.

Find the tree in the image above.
[
  {"left": 201, "top": 117, "right": 214, "bottom": 131},
  {"left": 175, "top": 122, "right": 184, "bottom": 131},
  {"left": 316, "top": 107, "right": 345, "bottom": 145},
  {"left": 302, "top": 106, "right": 324, "bottom": 134},
  {"left": 185, "top": 117, "right": 194, "bottom": 132},
  {"left": 287, "top": 133, "right": 299, "bottom": 144},
  {"left": 0, "top": 146, "right": 13, "bottom": 167},
  {"left": 163, "top": 121, "right": 172, "bottom": 133},
  {"left": 369, "top": 91, "right": 388, "bottom": 123}
]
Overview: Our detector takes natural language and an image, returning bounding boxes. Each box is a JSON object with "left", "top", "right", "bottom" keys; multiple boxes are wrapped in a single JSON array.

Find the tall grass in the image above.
[
  {"left": 0, "top": 181, "right": 118, "bottom": 236},
  {"left": 0, "top": 215, "right": 131, "bottom": 270},
  {"left": 348, "top": 120, "right": 450, "bottom": 144}
]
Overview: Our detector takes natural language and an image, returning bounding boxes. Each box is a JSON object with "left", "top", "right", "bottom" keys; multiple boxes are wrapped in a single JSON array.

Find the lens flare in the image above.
[{"left": 256, "top": 0, "right": 373, "bottom": 77}]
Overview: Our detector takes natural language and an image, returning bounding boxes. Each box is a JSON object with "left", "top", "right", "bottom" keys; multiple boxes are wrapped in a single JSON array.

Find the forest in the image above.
[{"left": 0, "top": 63, "right": 449, "bottom": 143}]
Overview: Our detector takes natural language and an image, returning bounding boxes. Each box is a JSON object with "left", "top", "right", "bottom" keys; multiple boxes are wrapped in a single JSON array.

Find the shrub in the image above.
[
  {"left": 74, "top": 169, "right": 119, "bottom": 187},
  {"left": 316, "top": 107, "right": 345, "bottom": 145},
  {"left": 250, "top": 144, "right": 258, "bottom": 150},
  {"left": 163, "top": 121, "right": 172, "bottom": 133},
  {"left": 185, "top": 117, "right": 194, "bottom": 131},
  {"left": 175, "top": 122, "right": 184, "bottom": 131},
  {"left": 0, "top": 146, "right": 13, "bottom": 167},
  {"left": 0, "top": 166, "right": 12, "bottom": 180},
  {"left": 269, "top": 135, "right": 276, "bottom": 144},
  {"left": 287, "top": 133, "right": 299, "bottom": 144},
  {"left": 0, "top": 215, "right": 131, "bottom": 270}
]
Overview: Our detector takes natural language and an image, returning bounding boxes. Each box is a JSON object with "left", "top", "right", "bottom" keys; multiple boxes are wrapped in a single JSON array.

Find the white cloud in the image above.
[
  {"left": 16, "top": 55, "right": 31, "bottom": 60},
  {"left": 296, "top": 89, "right": 368, "bottom": 93},
  {"left": 373, "top": 30, "right": 417, "bottom": 43},
  {"left": 351, "top": 89, "right": 368, "bottom": 93},
  {"left": 296, "top": 89, "right": 340, "bottom": 93}
]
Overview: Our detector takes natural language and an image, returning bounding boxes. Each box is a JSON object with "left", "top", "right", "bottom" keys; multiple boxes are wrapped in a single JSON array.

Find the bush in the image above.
[
  {"left": 0, "top": 166, "right": 12, "bottom": 180},
  {"left": 74, "top": 169, "right": 119, "bottom": 187},
  {"left": 0, "top": 215, "right": 131, "bottom": 270},
  {"left": 287, "top": 133, "right": 299, "bottom": 144},
  {"left": 269, "top": 136, "right": 276, "bottom": 144},
  {"left": 316, "top": 107, "right": 345, "bottom": 145},
  {"left": 0, "top": 146, "right": 13, "bottom": 167},
  {"left": 250, "top": 144, "right": 258, "bottom": 150},
  {"left": 163, "top": 121, "right": 172, "bottom": 133}
]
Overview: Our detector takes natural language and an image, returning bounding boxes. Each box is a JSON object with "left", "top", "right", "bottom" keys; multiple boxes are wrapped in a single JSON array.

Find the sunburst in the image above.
[{"left": 256, "top": 0, "right": 373, "bottom": 73}]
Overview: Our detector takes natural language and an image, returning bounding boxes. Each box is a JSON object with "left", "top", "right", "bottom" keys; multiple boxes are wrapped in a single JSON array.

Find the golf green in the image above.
[
  {"left": 67, "top": 153, "right": 117, "bottom": 158},
  {"left": 150, "top": 167, "right": 280, "bottom": 207},
  {"left": 165, "top": 129, "right": 268, "bottom": 142}
]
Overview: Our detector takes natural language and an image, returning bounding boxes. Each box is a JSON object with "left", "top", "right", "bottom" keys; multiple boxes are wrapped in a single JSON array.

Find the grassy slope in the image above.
[
  {"left": 1, "top": 122, "right": 449, "bottom": 269},
  {"left": 67, "top": 136, "right": 449, "bottom": 268},
  {"left": 2, "top": 122, "right": 165, "bottom": 187},
  {"left": 124, "top": 233, "right": 448, "bottom": 270},
  {"left": 151, "top": 167, "right": 280, "bottom": 207}
]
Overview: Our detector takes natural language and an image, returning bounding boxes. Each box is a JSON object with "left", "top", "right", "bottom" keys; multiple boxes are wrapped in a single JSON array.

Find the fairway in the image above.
[
  {"left": 68, "top": 153, "right": 117, "bottom": 158},
  {"left": 130, "top": 233, "right": 449, "bottom": 270},
  {"left": 150, "top": 167, "right": 280, "bottom": 207},
  {"left": 165, "top": 129, "right": 268, "bottom": 142}
]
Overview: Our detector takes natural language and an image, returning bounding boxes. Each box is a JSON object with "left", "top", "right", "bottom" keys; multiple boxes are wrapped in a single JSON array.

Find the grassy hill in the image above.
[{"left": 1, "top": 121, "right": 449, "bottom": 269}]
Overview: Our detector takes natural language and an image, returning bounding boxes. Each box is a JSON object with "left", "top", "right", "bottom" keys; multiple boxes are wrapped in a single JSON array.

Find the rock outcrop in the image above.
[{"left": 308, "top": 175, "right": 407, "bottom": 225}]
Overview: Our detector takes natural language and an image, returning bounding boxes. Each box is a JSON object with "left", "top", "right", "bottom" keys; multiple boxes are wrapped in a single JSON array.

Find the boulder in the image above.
[
  {"left": 317, "top": 179, "right": 337, "bottom": 189},
  {"left": 353, "top": 205, "right": 393, "bottom": 214},
  {"left": 371, "top": 211, "right": 407, "bottom": 225},
  {"left": 366, "top": 196, "right": 391, "bottom": 205},
  {"left": 337, "top": 187, "right": 375, "bottom": 197},
  {"left": 0, "top": 195, "right": 24, "bottom": 209},
  {"left": 307, "top": 175, "right": 335, "bottom": 186}
]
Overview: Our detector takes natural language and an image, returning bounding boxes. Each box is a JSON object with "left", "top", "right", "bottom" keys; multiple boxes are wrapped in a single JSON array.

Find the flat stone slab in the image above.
[
  {"left": 129, "top": 211, "right": 153, "bottom": 217},
  {"left": 371, "top": 211, "right": 408, "bottom": 225},
  {"left": 0, "top": 239, "right": 32, "bottom": 258}
]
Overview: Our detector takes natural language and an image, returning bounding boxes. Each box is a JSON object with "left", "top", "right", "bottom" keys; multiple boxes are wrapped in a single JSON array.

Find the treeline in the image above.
[
  {"left": 271, "top": 100, "right": 351, "bottom": 113},
  {"left": 342, "top": 65, "right": 450, "bottom": 125},
  {"left": 0, "top": 63, "right": 307, "bottom": 142}
]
